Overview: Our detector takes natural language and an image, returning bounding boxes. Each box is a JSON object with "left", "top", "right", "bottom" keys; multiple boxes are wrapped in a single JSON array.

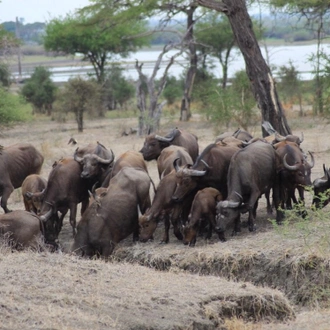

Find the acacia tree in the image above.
[
  {"left": 56, "top": 77, "right": 102, "bottom": 132},
  {"left": 197, "top": 0, "right": 291, "bottom": 136},
  {"left": 43, "top": 10, "right": 149, "bottom": 84}
]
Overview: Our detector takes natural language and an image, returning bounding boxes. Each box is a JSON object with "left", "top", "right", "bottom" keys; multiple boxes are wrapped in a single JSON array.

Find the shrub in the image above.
[
  {"left": 0, "top": 88, "right": 32, "bottom": 124},
  {"left": 20, "top": 66, "right": 57, "bottom": 115}
]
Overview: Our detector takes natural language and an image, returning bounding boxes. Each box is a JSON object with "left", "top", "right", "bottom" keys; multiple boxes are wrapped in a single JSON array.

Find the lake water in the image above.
[{"left": 16, "top": 43, "right": 330, "bottom": 82}]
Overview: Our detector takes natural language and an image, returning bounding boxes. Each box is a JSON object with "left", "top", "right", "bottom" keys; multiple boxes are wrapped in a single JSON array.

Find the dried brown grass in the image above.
[{"left": 1, "top": 113, "right": 330, "bottom": 329}]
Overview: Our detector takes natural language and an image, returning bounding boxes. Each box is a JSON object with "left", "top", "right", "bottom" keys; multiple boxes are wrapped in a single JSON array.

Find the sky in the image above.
[{"left": 0, "top": 0, "right": 92, "bottom": 24}]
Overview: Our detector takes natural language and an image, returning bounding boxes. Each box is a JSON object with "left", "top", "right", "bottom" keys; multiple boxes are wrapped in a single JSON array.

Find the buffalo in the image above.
[
  {"left": 36, "top": 157, "right": 90, "bottom": 237},
  {"left": 140, "top": 128, "right": 199, "bottom": 162},
  {"left": 157, "top": 145, "right": 193, "bottom": 179},
  {"left": 0, "top": 210, "right": 58, "bottom": 250},
  {"left": 182, "top": 187, "right": 224, "bottom": 247},
  {"left": 215, "top": 141, "right": 282, "bottom": 240},
  {"left": 312, "top": 164, "right": 330, "bottom": 209},
  {"left": 274, "top": 140, "right": 314, "bottom": 210},
  {"left": 21, "top": 174, "right": 47, "bottom": 214},
  {"left": 71, "top": 167, "right": 152, "bottom": 258},
  {"left": 73, "top": 142, "right": 115, "bottom": 187},
  {"left": 172, "top": 143, "right": 240, "bottom": 202},
  {"left": 0, "top": 143, "right": 44, "bottom": 213},
  {"left": 139, "top": 170, "right": 193, "bottom": 244}
]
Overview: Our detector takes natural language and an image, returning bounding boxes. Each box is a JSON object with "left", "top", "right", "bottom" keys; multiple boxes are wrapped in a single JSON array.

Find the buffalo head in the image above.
[
  {"left": 139, "top": 212, "right": 157, "bottom": 242},
  {"left": 215, "top": 192, "right": 246, "bottom": 236},
  {"left": 24, "top": 189, "right": 45, "bottom": 214},
  {"left": 283, "top": 151, "right": 314, "bottom": 186},
  {"left": 172, "top": 158, "right": 207, "bottom": 202},
  {"left": 139, "top": 133, "right": 175, "bottom": 161},
  {"left": 74, "top": 149, "right": 114, "bottom": 179},
  {"left": 313, "top": 164, "right": 330, "bottom": 208}
]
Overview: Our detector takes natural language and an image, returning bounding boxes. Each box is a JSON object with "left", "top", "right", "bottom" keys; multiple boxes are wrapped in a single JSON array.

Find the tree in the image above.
[
  {"left": 103, "top": 64, "right": 135, "bottom": 110},
  {"left": 197, "top": 0, "right": 291, "bottom": 136},
  {"left": 43, "top": 9, "right": 149, "bottom": 84},
  {"left": 277, "top": 61, "right": 303, "bottom": 116},
  {"left": 195, "top": 12, "right": 236, "bottom": 89},
  {"left": 55, "top": 77, "right": 102, "bottom": 132},
  {"left": 270, "top": 0, "right": 330, "bottom": 115},
  {"left": 135, "top": 43, "right": 182, "bottom": 135},
  {"left": 20, "top": 66, "right": 57, "bottom": 115},
  {"left": 0, "top": 25, "right": 20, "bottom": 86}
]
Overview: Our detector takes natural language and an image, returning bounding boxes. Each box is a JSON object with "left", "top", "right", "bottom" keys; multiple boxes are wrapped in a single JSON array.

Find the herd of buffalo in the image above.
[{"left": 0, "top": 127, "right": 329, "bottom": 258}]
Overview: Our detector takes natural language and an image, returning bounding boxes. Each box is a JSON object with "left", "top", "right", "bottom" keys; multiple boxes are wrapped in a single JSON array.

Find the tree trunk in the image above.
[
  {"left": 76, "top": 110, "right": 84, "bottom": 132},
  {"left": 180, "top": 5, "right": 198, "bottom": 122},
  {"left": 198, "top": 0, "right": 291, "bottom": 136}
]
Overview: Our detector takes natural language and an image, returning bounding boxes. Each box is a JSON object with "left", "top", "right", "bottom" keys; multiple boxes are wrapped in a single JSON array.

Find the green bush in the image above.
[
  {"left": 20, "top": 66, "right": 57, "bottom": 115},
  {"left": 0, "top": 88, "right": 32, "bottom": 124},
  {"left": 162, "top": 75, "right": 183, "bottom": 105}
]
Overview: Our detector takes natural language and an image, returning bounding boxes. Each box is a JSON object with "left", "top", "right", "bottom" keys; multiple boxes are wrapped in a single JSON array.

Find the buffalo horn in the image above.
[
  {"left": 200, "top": 159, "right": 210, "bottom": 170},
  {"left": 155, "top": 128, "right": 177, "bottom": 142},
  {"left": 25, "top": 188, "right": 46, "bottom": 199},
  {"left": 183, "top": 168, "right": 207, "bottom": 177},
  {"left": 155, "top": 134, "right": 172, "bottom": 142},
  {"left": 219, "top": 200, "right": 241, "bottom": 208},
  {"left": 283, "top": 153, "right": 298, "bottom": 171},
  {"left": 39, "top": 207, "right": 53, "bottom": 222},
  {"left": 92, "top": 149, "right": 115, "bottom": 165},
  {"left": 173, "top": 158, "right": 181, "bottom": 172},
  {"left": 73, "top": 148, "right": 83, "bottom": 163},
  {"left": 306, "top": 151, "right": 314, "bottom": 168}
]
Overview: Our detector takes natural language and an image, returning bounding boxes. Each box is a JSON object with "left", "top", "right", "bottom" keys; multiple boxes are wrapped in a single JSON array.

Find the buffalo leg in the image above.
[
  {"left": 69, "top": 203, "right": 78, "bottom": 237},
  {"left": 161, "top": 213, "right": 171, "bottom": 244},
  {"left": 1, "top": 185, "right": 14, "bottom": 213}
]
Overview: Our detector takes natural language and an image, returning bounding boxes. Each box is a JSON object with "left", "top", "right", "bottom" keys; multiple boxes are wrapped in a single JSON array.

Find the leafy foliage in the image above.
[
  {"left": 0, "top": 63, "right": 11, "bottom": 87},
  {"left": 0, "top": 88, "right": 31, "bottom": 124},
  {"left": 20, "top": 66, "right": 57, "bottom": 115},
  {"left": 43, "top": 8, "right": 150, "bottom": 83},
  {"left": 162, "top": 75, "right": 183, "bottom": 105},
  {"left": 55, "top": 77, "right": 103, "bottom": 132},
  {"left": 103, "top": 65, "right": 135, "bottom": 110},
  {"left": 203, "top": 70, "right": 258, "bottom": 130}
]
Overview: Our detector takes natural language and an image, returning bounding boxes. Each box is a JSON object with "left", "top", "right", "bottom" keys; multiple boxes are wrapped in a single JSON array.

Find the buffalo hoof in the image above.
[
  {"left": 249, "top": 224, "right": 257, "bottom": 232},
  {"left": 231, "top": 230, "right": 240, "bottom": 236},
  {"left": 159, "top": 240, "right": 168, "bottom": 245}
]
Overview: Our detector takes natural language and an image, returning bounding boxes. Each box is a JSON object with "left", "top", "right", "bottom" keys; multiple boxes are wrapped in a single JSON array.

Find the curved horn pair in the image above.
[
  {"left": 218, "top": 192, "right": 243, "bottom": 208},
  {"left": 155, "top": 128, "right": 178, "bottom": 142},
  {"left": 25, "top": 189, "right": 46, "bottom": 200}
]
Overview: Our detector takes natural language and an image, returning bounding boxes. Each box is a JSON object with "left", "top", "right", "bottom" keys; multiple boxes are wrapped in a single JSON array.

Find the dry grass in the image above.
[{"left": 1, "top": 112, "right": 330, "bottom": 329}]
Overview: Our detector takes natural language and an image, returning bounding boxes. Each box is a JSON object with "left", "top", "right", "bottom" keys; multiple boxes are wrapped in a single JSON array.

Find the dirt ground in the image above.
[{"left": 1, "top": 111, "right": 330, "bottom": 329}]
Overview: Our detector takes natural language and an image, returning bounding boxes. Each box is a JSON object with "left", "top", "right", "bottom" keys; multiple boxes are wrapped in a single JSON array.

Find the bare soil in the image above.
[{"left": 1, "top": 112, "right": 330, "bottom": 329}]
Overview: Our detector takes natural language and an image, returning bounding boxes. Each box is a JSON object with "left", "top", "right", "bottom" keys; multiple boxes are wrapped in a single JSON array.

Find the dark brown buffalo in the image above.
[
  {"left": 0, "top": 210, "right": 43, "bottom": 249},
  {"left": 21, "top": 174, "right": 47, "bottom": 214},
  {"left": 274, "top": 140, "right": 314, "bottom": 210},
  {"left": 215, "top": 128, "right": 253, "bottom": 143},
  {"left": 140, "top": 128, "right": 199, "bottom": 162},
  {"left": 312, "top": 164, "right": 330, "bottom": 209},
  {"left": 215, "top": 141, "right": 282, "bottom": 240},
  {"left": 0, "top": 143, "right": 44, "bottom": 213},
  {"left": 71, "top": 167, "right": 151, "bottom": 258},
  {"left": 273, "top": 132, "right": 304, "bottom": 146},
  {"left": 157, "top": 145, "right": 193, "bottom": 179},
  {"left": 36, "top": 157, "right": 90, "bottom": 237},
  {"left": 73, "top": 142, "right": 115, "bottom": 187},
  {"left": 139, "top": 170, "right": 193, "bottom": 244},
  {"left": 172, "top": 143, "right": 240, "bottom": 202},
  {"left": 183, "top": 187, "right": 224, "bottom": 247},
  {"left": 101, "top": 150, "right": 150, "bottom": 187}
]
